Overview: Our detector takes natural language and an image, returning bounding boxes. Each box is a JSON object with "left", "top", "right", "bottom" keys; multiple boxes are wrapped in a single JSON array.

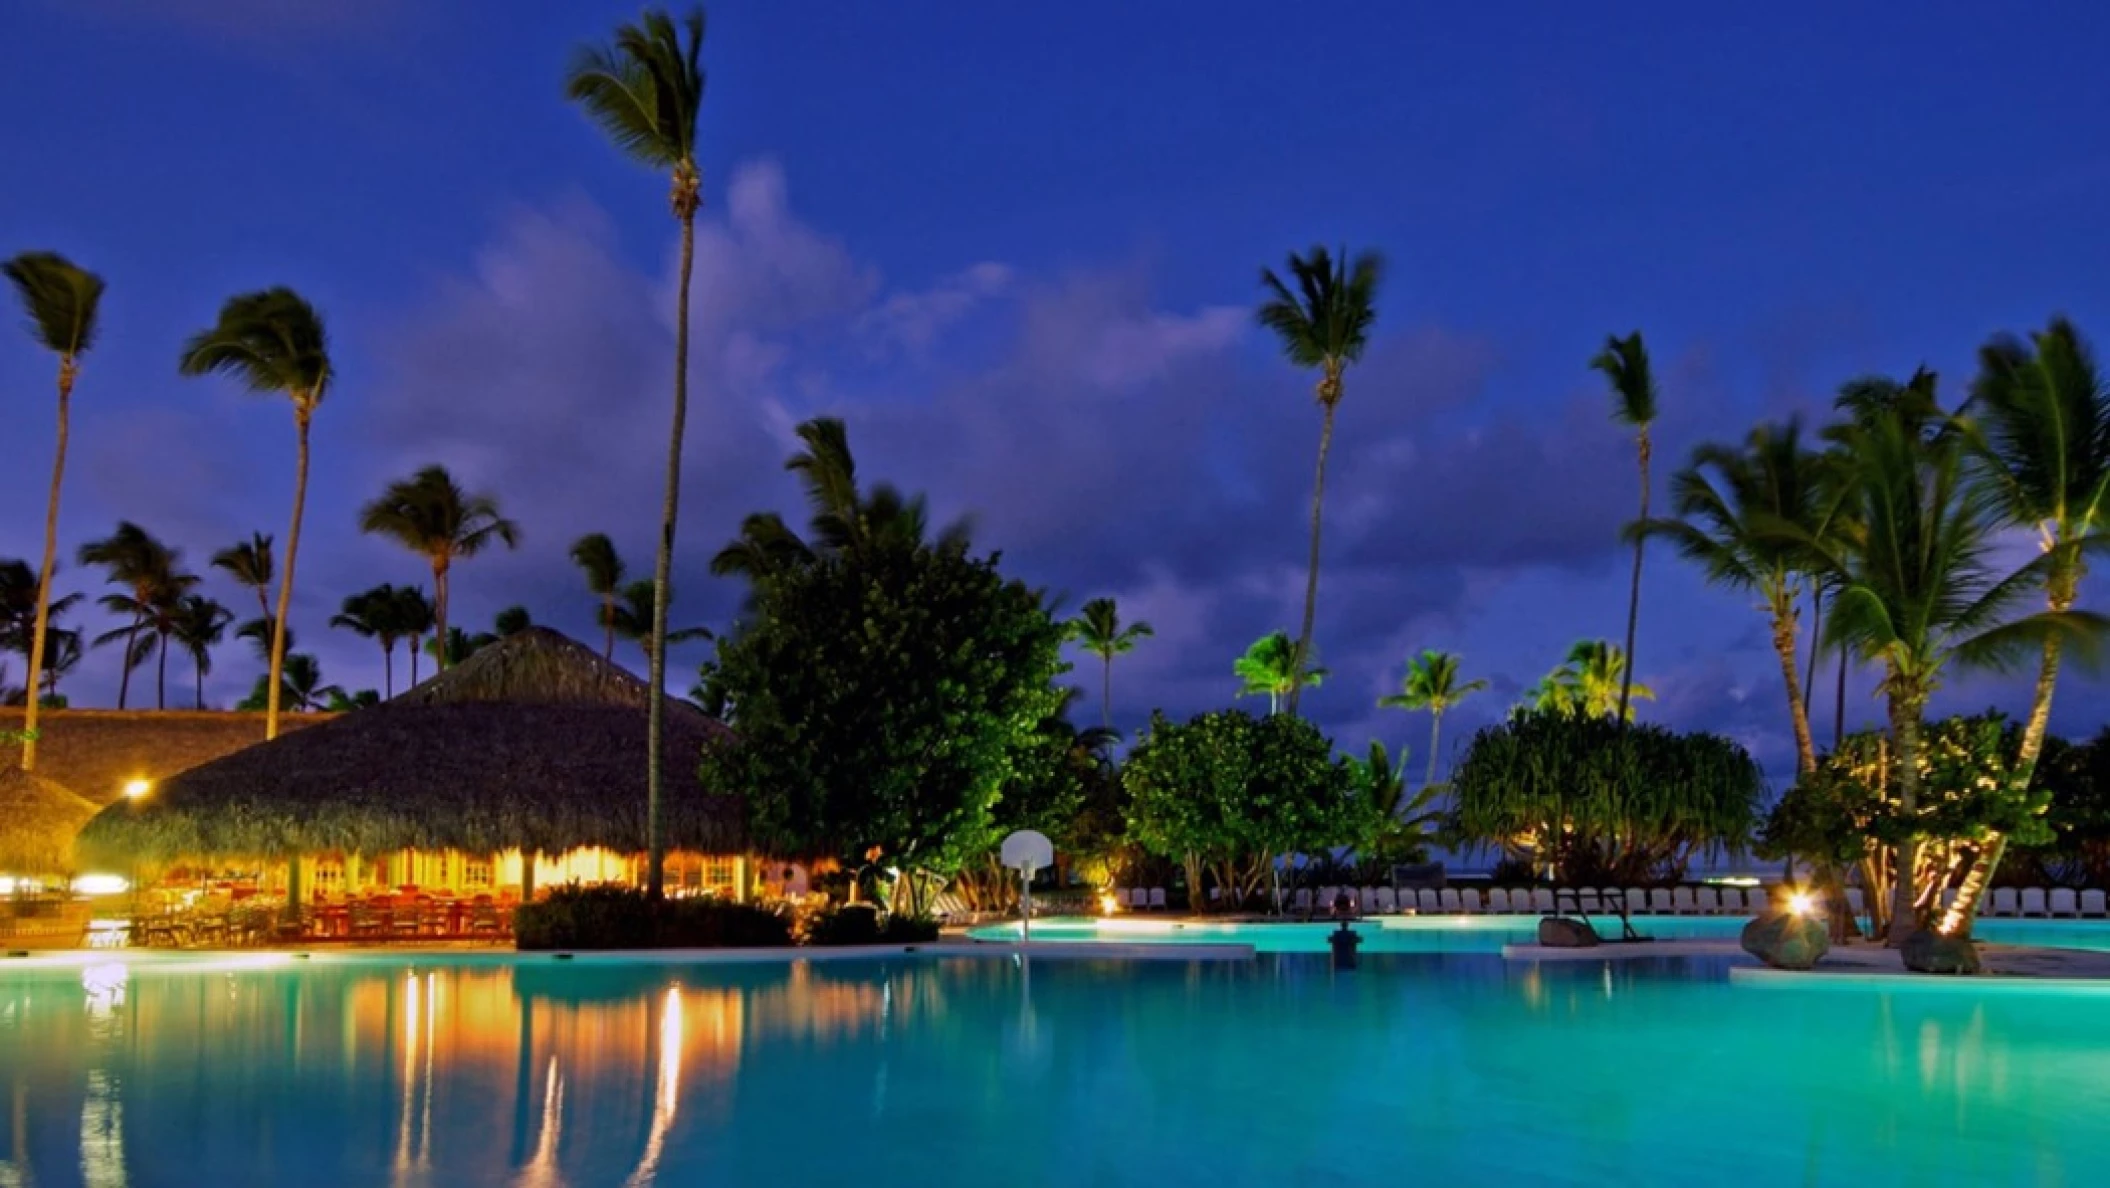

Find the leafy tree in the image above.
[
  {"left": 209, "top": 532, "right": 274, "bottom": 624},
  {"left": 701, "top": 540, "right": 1066, "bottom": 916},
  {"left": 170, "top": 594, "right": 232, "bottom": 709},
  {"left": 1592, "top": 331, "right": 1660, "bottom": 725},
  {"left": 1123, "top": 709, "right": 1358, "bottom": 911},
  {"left": 569, "top": 532, "right": 626, "bottom": 659},
  {"left": 358, "top": 464, "right": 519, "bottom": 668},
  {"left": 78, "top": 523, "right": 194, "bottom": 709},
  {"left": 1070, "top": 596, "right": 1153, "bottom": 733},
  {"left": 4, "top": 251, "right": 101, "bottom": 769},
  {"left": 1256, "top": 245, "right": 1383, "bottom": 716},
  {"left": 1528, "top": 639, "right": 1653, "bottom": 721},
  {"left": 1346, "top": 739, "right": 1441, "bottom": 866},
  {"left": 567, "top": 5, "right": 708, "bottom": 900},
  {"left": 1378, "top": 649, "right": 1489, "bottom": 790},
  {"left": 1233, "top": 630, "right": 1327, "bottom": 715},
  {"left": 180, "top": 288, "right": 332, "bottom": 740},
  {"left": 1449, "top": 709, "right": 1763, "bottom": 884},
  {"left": 956, "top": 689, "right": 1125, "bottom": 910}
]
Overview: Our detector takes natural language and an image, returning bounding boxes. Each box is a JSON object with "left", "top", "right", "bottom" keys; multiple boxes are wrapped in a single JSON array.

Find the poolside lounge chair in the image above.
[
  {"left": 1374, "top": 887, "right": 1398, "bottom": 913},
  {"left": 1419, "top": 889, "right": 1444, "bottom": 913},
  {"left": 1670, "top": 887, "right": 1696, "bottom": 915},
  {"left": 2050, "top": 888, "right": 2079, "bottom": 917},
  {"left": 1648, "top": 889, "right": 1674, "bottom": 915},
  {"left": 2020, "top": 887, "right": 2048, "bottom": 917},
  {"left": 1528, "top": 889, "right": 1553, "bottom": 914},
  {"left": 1356, "top": 886, "right": 1376, "bottom": 912},
  {"left": 1486, "top": 888, "right": 1511, "bottom": 913},
  {"left": 1293, "top": 889, "right": 1314, "bottom": 913},
  {"left": 1621, "top": 887, "right": 1647, "bottom": 915},
  {"left": 1990, "top": 887, "right": 2018, "bottom": 917},
  {"left": 1695, "top": 887, "right": 1721, "bottom": 915},
  {"left": 1459, "top": 888, "right": 1482, "bottom": 913},
  {"left": 1746, "top": 888, "right": 1771, "bottom": 914},
  {"left": 1438, "top": 889, "right": 1462, "bottom": 913},
  {"left": 1573, "top": 888, "right": 1601, "bottom": 915},
  {"left": 2083, "top": 889, "right": 2107, "bottom": 918}
]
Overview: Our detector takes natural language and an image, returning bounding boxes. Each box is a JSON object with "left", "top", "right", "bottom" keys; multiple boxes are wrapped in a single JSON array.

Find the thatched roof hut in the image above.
[
  {"left": 76, "top": 628, "right": 739, "bottom": 866},
  {"left": 0, "top": 768, "right": 100, "bottom": 874},
  {"left": 0, "top": 708, "right": 331, "bottom": 808}
]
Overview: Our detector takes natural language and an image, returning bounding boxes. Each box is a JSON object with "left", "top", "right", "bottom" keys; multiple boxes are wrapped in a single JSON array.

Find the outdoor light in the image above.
[
  {"left": 1099, "top": 892, "right": 1119, "bottom": 916},
  {"left": 1788, "top": 891, "right": 1815, "bottom": 916},
  {"left": 123, "top": 779, "right": 151, "bottom": 801},
  {"left": 71, "top": 874, "right": 130, "bottom": 896}
]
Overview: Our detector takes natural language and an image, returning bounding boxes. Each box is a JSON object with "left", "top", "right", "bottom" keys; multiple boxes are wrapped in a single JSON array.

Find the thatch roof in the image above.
[
  {"left": 76, "top": 628, "right": 739, "bottom": 865},
  {"left": 0, "top": 708, "right": 331, "bottom": 807},
  {"left": 0, "top": 768, "right": 100, "bottom": 874}
]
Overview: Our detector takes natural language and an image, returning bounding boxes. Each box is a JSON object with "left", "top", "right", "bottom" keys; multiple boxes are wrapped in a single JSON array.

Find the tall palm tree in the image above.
[
  {"left": 358, "top": 464, "right": 520, "bottom": 668},
  {"left": 605, "top": 581, "right": 711, "bottom": 661},
  {"left": 1591, "top": 331, "right": 1660, "bottom": 726},
  {"left": 4, "top": 252, "right": 102, "bottom": 768},
  {"left": 78, "top": 523, "right": 187, "bottom": 709},
  {"left": 1378, "top": 649, "right": 1490, "bottom": 791},
  {"left": 209, "top": 533, "right": 275, "bottom": 624},
  {"left": 570, "top": 532, "right": 626, "bottom": 659},
  {"left": 1256, "top": 245, "right": 1383, "bottom": 717},
  {"left": 1234, "top": 630, "right": 1328, "bottom": 716},
  {"left": 1942, "top": 319, "right": 2110, "bottom": 931},
  {"left": 330, "top": 585, "right": 411, "bottom": 699},
  {"left": 180, "top": 289, "right": 332, "bottom": 740},
  {"left": 1530, "top": 639, "right": 1654, "bottom": 721},
  {"left": 1636, "top": 421, "right": 1838, "bottom": 776},
  {"left": 393, "top": 586, "right": 436, "bottom": 689},
  {"left": 1070, "top": 597, "right": 1154, "bottom": 733},
  {"left": 171, "top": 594, "right": 233, "bottom": 710},
  {"left": 567, "top": 6, "right": 708, "bottom": 901}
]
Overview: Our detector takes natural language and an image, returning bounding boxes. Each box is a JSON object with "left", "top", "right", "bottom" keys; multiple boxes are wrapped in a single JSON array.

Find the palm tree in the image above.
[
  {"left": 393, "top": 586, "right": 436, "bottom": 688},
  {"left": 77, "top": 523, "right": 189, "bottom": 709},
  {"left": 1636, "top": 421, "right": 1838, "bottom": 776},
  {"left": 567, "top": 7, "right": 708, "bottom": 901},
  {"left": 1378, "top": 650, "right": 1490, "bottom": 791},
  {"left": 570, "top": 533, "right": 626, "bottom": 658},
  {"left": 358, "top": 464, "right": 520, "bottom": 669},
  {"left": 171, "top": 594, "right": 233, "bottom": 709},
  {"left": 1591, "top": 332, "right": 1660, "bottom": 726},
  {"left": 4, "top": 252, "right": 102, "bottom": 768},
  {"left": 1069, "top": 597, "right": 1154, "bottom": 733},
  {"left": 237, "top": 616, "right": 295, "bottom": 664},
  {"left": 331, "top": 585, "right": 412, "bottom": 699},
  {"left": 1256, "top": 245, "right": 1383, "bottom": 717},
  {"left": 35, "top": 629, "right": 82, "bottom": 704},
  {"left": 209, "top": 533, "right": 274, "bottom": 624},
  {"left": 240, "top": 653, "right": 342, "bottom": 714},
  {"left": 1234, "top": 630, "right": 1328, "bottom": 715},
  {"left": 605, "top": 581, "right": 711, "bottom": 661},
  {"left": 0, "top": 560, "right": 81, "bottom": 668},
  {"left": 1531, "top": 640, "right": 1654, "bottom": 721},
  {"left": 425, "top": 626, "right": 495, "bottom": 668},
  {"left": 494, "top": 605, "right": 535, "bottom": 637},
  {"left": 1941, "top": 319, "right": 2110, "bottom": 930},
  {"left": 180, "top": 289, "right": 331, "bottom": 740}
]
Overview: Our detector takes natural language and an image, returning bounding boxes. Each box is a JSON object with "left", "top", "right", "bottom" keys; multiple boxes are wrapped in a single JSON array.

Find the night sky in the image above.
[{"left": 4, "top": 1, "right": 2108, "bottom": 786}]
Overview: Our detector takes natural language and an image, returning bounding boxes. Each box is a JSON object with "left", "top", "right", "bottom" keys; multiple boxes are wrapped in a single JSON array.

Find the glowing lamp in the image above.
[
  {"left": 1787, "top": 891, "right": 1815, "bottom": 916},
  {"left": 123, "top": 779, "right": 151, "bottom": 801},
  {"left": 1099, "top": 892, "right": 1119, "bottom": 916}
]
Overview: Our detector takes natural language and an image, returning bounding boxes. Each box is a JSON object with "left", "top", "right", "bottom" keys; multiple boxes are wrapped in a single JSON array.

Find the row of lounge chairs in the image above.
[{"left": 1112, "top": 885, "right": 1779, "bottom": 915}]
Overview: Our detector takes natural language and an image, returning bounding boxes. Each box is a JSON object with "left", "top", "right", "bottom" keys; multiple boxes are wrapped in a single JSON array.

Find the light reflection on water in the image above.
[{"left": 0, "top": 953, "right": 2106, "bottom": 1186}]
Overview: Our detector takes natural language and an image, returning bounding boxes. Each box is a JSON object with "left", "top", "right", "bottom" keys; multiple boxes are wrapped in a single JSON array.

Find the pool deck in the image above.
[
  {"left": 1502, "top": 935, "right": 2110, "bottom": 988},
  {"left": 2, "top": 938, "right": 1257, "bottom": 969}
]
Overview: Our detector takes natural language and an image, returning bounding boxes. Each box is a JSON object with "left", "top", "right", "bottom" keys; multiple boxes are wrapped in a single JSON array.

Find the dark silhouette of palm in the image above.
[{"left": 358, "top": 464, "right": 519, "bottom": 670}]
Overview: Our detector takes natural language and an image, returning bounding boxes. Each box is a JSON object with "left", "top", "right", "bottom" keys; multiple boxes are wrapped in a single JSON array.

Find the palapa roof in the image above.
[
  {"left": 0, "top": 707, "right": 330, "bottom": 808},
  {"left": 0, "top": 768, "right": 100, "bottom": 874},
  {"left": 76, "top": 628, "right": 740, "bottom": 865}
]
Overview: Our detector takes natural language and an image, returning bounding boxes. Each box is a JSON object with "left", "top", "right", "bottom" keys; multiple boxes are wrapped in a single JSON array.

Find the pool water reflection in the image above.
[{"left": 3, "top": 952, "right": 2108, "bottom": 1186}]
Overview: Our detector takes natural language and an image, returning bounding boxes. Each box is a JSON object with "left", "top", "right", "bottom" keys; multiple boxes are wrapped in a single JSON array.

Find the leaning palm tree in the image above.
[
  {"left": 1070, "top": 597, "right": 1154, "bottom": 733},
  {"left": 1636, "top": 421, "right": 1839, "bottom": 776},
  {"left": 78, "top": 522, "right": 187, "bottom": 709},
  {"left": 180, "top": 289, "right": 332, "bottom": 740},
  {"left": 1378, "top": 650, "right": 1490, "bottom": 791},
  {"left": 1591, "top": 331, "right": 1660, "bottom": 726},
  {"left": 358, "top": 464, "right": 519, "bottom": 668},
  {"left": 1233, "top": 630, "right": 1328, "bottom": 716},
  {"left": 567, "top": 6, "right": 707, "bottom": 901},
  {"left": 1941, "top": 319, "right": 2110, "bottom": 931},
  {"left": 171, "top": 594, "right": 233, "bottom": 709},
  {"left": 570, "top": 532, "right": 627, "bottom": 659},
  {"left": 4, "top": 251, "right": 102, "bottom": 768},
  {"left": 209, "top": 533, "right": 275, "bottom": 624},
  {"left": 1256, "top": 245, "right": 1383, "bottom": 717}
]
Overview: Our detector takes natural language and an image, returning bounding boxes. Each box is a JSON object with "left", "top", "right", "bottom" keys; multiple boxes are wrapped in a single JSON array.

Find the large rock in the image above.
[
  {"left": 1537, "top": 917, "right": 1599, "bottom": 948},
  {"left": 1901, "top": 929, "right": 1981, "bottom": 975},
  {"left": 1740, "top": 910, "right": 1829, "bottom": 970}
]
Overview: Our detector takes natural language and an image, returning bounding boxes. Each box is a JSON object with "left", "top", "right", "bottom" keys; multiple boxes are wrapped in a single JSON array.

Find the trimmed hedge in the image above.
[
  {"left": 513, "top": 886, "right": 792, "bottom": 950},
  {"left": 806, "top": 903, "right": 941, "bottom": 946}
]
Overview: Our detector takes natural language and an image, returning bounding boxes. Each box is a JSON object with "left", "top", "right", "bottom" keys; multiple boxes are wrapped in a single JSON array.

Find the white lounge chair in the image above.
[
  {"left": 1292, "top": 888, "right": 1314, "bottom": 913},
  {"left": 1526, "top": 888, "right": 1551, "bottom": 914},
  {"left": 2021, "top": 887, "right": 2048, "bottom": 917},
  {"left": 1990, "top": 887, "right": 2019, "bottom": 917},
  {"left": 1459, "top": 888, "right": 1482, "bottom": 913},
  {"left": 1415, "top": 889, "right": 1439, "bottom": 912},
  {"left": 1373, "top": 887, "right": 1398, "bottom": 913},
  {"left": 1360, "top": 886, "right": 1380, "bottom": 912},
  {"left": 2081, "top": 889, "right": 2107, "bottom": 918},
  {"left": 1748, "top": 887, "right": 1773, "bottom": 914},
  {"left": 1123, "top": 888, "right": 1144, "bottom": 909},
  {"left": 1695, "top": 887, "right": 1721, "bottom": 914},
  {"left": 1575, "top": 889, "right": 1602, "bottom": 915},
  {"left": 1669, "top": 887, "right": 1695, "bottom": 915},
  {"left": 1486, "top": 888, "right": 1511, "bottom": 913},
  {"left": 2050, "top": 888, "right": 2079, "bottom": 917},
  {"left": 1622, "top": 887, "right": 1648, "bottom": 915},
  {"left": 1147, "top": 888, "right": 1168, "bottom": 911},
  {"left": 1647, "top": 888, "right": 1672, "bottom": 914},
  {"left": 1438, "top": 888, "right": 1462, "bottom": 913}
]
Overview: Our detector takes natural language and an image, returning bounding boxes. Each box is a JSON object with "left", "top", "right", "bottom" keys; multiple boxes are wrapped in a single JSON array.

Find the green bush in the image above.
[
  {"left": 805, "top": 903, "right": 940, "bottom": 946},
  {"left": 513, "top": 886, "right": 791, "bottom": 951}
]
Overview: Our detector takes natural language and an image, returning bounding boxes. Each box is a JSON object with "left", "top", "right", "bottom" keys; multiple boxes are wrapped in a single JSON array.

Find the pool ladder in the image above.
[{"left": 1551, "top": 889, "right": 1652, "bottom": 944}]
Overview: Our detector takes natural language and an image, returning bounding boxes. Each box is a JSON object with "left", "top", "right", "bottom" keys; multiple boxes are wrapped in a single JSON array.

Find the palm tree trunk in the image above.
[
  {"left": 432, "top": 562, "right": 451, "bottom": 671},
  {"left": 1803, "top": 584, "right": 1823, "bottom": 723},
  {"left": 645, "top": 199, "right": 699, "bottom": 901},
  {"left": 409, "top": 637, "right": 422, "bottom": 688},
  {"left": 116, "top": 616, "right": 140, "bottom": 709},
  {"left": 1102, "top": 655, "right": 1113, "bottom": 734},
  {"left": 1616, "top": 429, "right": 1650, "bottom": 724},
  {"left": 1287, "top": 394, "right": 1339, "bottom": 718},
  {"left": 1425, "top": 713, "right": 1443, "bottom": 793},
  {"left": 267, "top": 409, "right": 311, "bottom": 741},
  {"left": 1886, "top": 689, "right": 1923, "bottom": 946},
  {"left": 382, "top": 642, "right": 394, "bottom": 699},
  {"left": 21, "top": 361, "right": 73, "bottom": 770},
  {"left": 603, "top": 596, "right": 617, "bottom": 661},
  {"left": 1834, "top": 642, "right": 1849, "bottom": 748},
  {"left": 1769, "top": 587, "right": 1818, "bottom": 776},
  {"left": 1943, "top": 618, "right": 2067, "bottom": 934},
  {"left": 195, "top": 657, "right": 205, "bottom": 710},
  {"left": 156, "top": 630, "right": 169, "bottom": 709}
]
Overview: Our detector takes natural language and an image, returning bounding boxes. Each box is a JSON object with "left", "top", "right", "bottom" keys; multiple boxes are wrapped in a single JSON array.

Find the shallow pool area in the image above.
[{"left": 4, "top": 947, "right": 2109, "bottom": 1186}]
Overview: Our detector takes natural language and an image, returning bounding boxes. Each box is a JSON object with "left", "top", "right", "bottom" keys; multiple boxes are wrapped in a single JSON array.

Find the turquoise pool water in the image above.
[
  {"left": 3, "top": 949, "right": 2107, "bottom": 1185},
  {"left": 969, "top": 914, "right": 2110, "bottom": 953}
]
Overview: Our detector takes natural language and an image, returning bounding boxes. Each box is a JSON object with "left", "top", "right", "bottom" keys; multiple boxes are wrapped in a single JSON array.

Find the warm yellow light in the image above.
[
  {"left": 123, "top": 779, "right": 151, "bottom": 801},
  {"left": 1788, "top": 891, "right": 1815, "bottom": 916},
  {"left": 71, "top": 874, "right": 130, "bottom": 896},
  {"left": 1099, "top": 893, "right": 1119, "bottom": 916}
]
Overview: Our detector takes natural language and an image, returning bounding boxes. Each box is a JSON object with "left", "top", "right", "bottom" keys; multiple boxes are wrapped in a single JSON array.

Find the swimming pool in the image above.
[
  {"left": 968, "top": 914, "right": 2110, "bottom": 953},
  {"left": 3, "top": 949, "right": 2106, "bottom": 1185}
]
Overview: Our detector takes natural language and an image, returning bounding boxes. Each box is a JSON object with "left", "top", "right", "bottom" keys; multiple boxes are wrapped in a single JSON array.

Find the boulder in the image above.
[
  {"left": 1740, "top": 910, "right": 1829, "bottom": 970},
  {"left": 1901, "top": 929, "right": 1981, "bottom": 975},
  {"left": 1537, "top": 917, "right": 1599, "bottom": 948}
]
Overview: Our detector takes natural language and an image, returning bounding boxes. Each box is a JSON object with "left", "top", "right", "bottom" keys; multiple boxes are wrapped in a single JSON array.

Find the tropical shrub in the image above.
[
  {"left": 513, "top": 886, "right": 791, "bottom": 950},
  {"left": 805, "top": 903, "right": 939, "bottom": 946},
  {"left": 1448, "top": 710, "right": 1763, "bottom": 884}
]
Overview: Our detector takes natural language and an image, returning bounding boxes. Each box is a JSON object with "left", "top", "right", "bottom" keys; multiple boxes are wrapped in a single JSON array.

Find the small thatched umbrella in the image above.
[
  {"left": 76, "top": 627, "right": 739, "bottom": 867},
  {"left": 0, "top": 768, "right": 100, "bottom": 875}
]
